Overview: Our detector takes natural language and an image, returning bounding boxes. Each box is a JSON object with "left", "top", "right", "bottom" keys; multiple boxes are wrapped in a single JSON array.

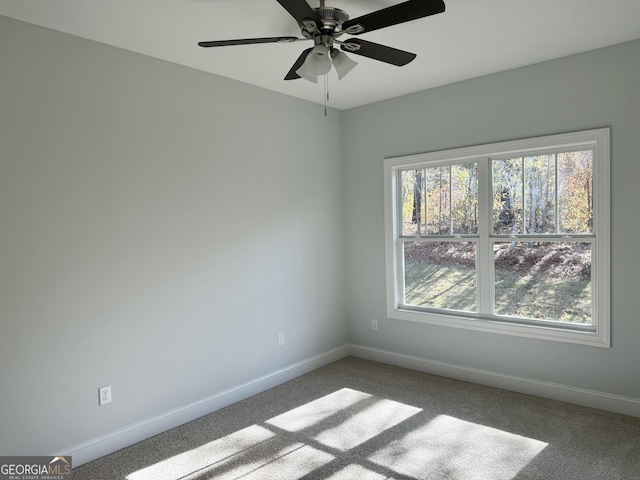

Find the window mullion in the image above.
[
  {"left": 397, "top": 239, "right": 406, "bottom": 305},
  {"left": 521, "top": 157, "right": 526, "bottom": 234},
  {"left": 477, "top": 157, "right": 492, "bottom": 314},
  {"left": 449, "top": 165, "right": 453, "bottom": 235},
  {"left": 423, "top": 168, "right": 428, "bottom": 235},
  {"left": 554, "top": 153, "right": 559, "bottom": 234}
]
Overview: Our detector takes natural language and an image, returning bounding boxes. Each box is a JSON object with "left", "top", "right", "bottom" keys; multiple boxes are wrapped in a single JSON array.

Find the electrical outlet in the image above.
[
  {"left": 278, "top": 333, "right": 285, "bottom": 346},
  {"left": 372, "top": 319, "right": 378, "bottom": 331},
  {"left": 98, "top": 385, "right": 112, "bottom": 406}
]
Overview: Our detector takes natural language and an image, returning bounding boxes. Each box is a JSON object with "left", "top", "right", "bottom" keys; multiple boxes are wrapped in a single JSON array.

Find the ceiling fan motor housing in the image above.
[
  {"left": 301, "top": 7, "right": 350, "bottom": 40},
  {"left": 316, "top": 7, "right": 349, "bottom": 29}
]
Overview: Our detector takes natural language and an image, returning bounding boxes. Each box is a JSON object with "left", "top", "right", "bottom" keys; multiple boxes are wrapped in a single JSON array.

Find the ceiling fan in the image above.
[{"left": 198, "top": 0, "right": 446, "bottom": 83}]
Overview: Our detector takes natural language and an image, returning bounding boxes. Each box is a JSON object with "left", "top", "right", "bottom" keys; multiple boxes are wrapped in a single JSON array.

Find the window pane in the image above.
[
  {"left": 493, "top": 242, "right": 592, "bottom": 324},
  {"left": 524, "top": 155, "right": 556, "bottom": 234},
  {"left": 425, "top": 166, "right": 450, "bottom": 235},
  {"left": 558, "top": 150, "right": 593, "bottom": 234},
  {"left": 492, "top": 158, "right": 523, "bottom": 234},
  {"left": 451, "top": 163, "right": 479, "bottom": 234},
  {"left": 401, "top": 169, "right": 426, "bottom": 236},
  {"left": 404, "top": 242, "right": 476, "bottom": 312}
]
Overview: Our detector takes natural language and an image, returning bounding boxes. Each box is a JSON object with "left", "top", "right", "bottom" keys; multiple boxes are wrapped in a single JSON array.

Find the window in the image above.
[{"left": 384, "top": 129, "right": 610, "bottom": 347}]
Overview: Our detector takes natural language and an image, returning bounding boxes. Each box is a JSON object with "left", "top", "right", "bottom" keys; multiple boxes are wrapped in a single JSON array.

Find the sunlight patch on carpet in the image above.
[
  {"left": 368, "top": 414, "right": 548, "bottom": 480},
  {"left": 128, "top": 434, "right": 334, "bottom": 480},
  {"left": 314, "top": 397, "right": 422, "bottom": 451},
  {"left": 127, "top": 425, "right": 275, "bottom": 480},
  {"left": 129, "top": 390, "right": 553, "bottom": 480},
  {"left": 266, "top": 388, "right": 372, "bottom": 432},
  {"left": 193, "top": 443, "right": 334, "bottom": 480}
]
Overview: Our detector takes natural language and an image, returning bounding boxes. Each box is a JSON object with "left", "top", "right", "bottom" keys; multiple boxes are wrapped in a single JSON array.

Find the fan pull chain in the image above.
[{"left": 324, "top": 74, "right": 329, "bottom": 117}]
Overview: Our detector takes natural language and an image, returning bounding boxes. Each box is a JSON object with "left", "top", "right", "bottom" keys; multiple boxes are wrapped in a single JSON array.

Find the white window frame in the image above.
[{"left": 384, "top": 128, "right": 610, "bottom": 347}]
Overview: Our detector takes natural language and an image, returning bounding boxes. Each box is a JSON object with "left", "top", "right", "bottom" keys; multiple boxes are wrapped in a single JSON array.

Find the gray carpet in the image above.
[{"left": 73, "top": 356, "right": 640, "bottom": 479}]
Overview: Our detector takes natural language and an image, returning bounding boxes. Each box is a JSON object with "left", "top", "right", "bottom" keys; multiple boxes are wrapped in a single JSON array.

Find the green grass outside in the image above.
[{"left": 405, "top": 261, "right": 591, "bottom": 323}]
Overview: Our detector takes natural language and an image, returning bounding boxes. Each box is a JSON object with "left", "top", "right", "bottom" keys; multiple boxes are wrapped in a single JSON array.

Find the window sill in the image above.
[{"left": 388, "top": 307, "right": 610, "bottom": 348}]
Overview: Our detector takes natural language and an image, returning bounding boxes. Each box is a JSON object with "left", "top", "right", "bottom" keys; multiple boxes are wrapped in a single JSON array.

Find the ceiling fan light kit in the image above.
[
  {"left": 295, "top": 61, "right": 320, "bottom": 83},
  {"left": 294, "top": 38, "right": 359, "bottom": 81},
  {"left": 198, "top": 0, "right": 446, "bottom": 83},
  {"left": 301, "top": 44, "right": 332, "bottom": 76},
  {"left": 331, "top": 49, "right": 358, "bottom": 80}
]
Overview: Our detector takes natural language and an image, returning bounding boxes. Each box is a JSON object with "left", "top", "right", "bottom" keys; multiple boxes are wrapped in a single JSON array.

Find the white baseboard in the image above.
[
  {"left": 60, "top": 342, "right": 640, "bottom": 467},
  {"left": 349, "top": 344, "right": 640, "bottom": 418},
  {"left": 59, "top": 344, "right": 351, "bottom": 467}
]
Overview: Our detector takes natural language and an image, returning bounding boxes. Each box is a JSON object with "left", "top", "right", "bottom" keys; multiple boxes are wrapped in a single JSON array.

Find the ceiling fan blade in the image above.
[
  {"left": 276, "top": 0, "right": 318, "bottom": 26},
  {"left": 284, "top": 48, "right": 312, "bottom": 80},
  {"left": 340, "top": 39, "right": 416, "bottom": 66},
  {"left": 342, "top": 0, "right": 445, "bottom": 35},
  {"left": 198, "top": 37, "right": 298, "bottom": 47}
]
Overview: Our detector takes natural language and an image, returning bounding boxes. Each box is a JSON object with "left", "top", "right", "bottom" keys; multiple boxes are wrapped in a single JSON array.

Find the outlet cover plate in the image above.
[{"left": 99, "top": 385, "right": 112, "bottom": 406}]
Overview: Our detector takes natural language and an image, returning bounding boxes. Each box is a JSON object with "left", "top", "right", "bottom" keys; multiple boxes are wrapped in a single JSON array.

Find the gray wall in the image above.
[
  {"left": 0, "top": 16, "right": 347, "bottom": 455},
  {"left": 343, "top": 39, "right": 640, "bottom": 398}
]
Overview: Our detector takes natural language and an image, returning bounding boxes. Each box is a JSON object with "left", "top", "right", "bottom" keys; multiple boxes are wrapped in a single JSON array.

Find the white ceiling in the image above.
[{"left": 2, "top": 0, "right": 640, "bottom": 110}]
